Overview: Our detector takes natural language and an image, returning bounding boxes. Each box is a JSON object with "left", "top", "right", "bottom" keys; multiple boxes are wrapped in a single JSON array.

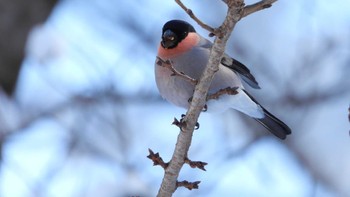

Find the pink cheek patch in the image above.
[{"left": 158, "top": 32, "right": 200, "bottom": 59}]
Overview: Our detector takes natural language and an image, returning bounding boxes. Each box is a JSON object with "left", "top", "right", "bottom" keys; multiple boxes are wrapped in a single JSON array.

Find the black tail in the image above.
[
  {"left": 255, "top": 107, "right": 291, "bottom": 140},
  {"left": 243, "top": 90, "right": 292, "bottom": 140}
]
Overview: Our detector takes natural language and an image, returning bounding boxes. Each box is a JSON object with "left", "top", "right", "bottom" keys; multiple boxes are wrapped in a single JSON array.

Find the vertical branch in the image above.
[
  {"left": 153, "top": 0, "right": 278, "bottom": 196},
  {"left": 157, "top": 1, "right": 244, "bottom": 196}
]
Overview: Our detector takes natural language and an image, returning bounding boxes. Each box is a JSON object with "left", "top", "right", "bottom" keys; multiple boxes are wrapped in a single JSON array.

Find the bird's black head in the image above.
[{"left": 161, "top": 20, "right": 196, "bottom": 49}]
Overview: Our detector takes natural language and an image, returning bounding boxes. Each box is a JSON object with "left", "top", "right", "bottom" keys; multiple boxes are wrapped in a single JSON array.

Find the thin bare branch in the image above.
[
  {"left": 175, "top": 0, "right": 216, "bottom": 36},
  {"left": 207, "top": 87, "right": 239, "bottom": 101},
  {"left": 184, "top": 158, "right": 208, "bottom": 171},
  {"left": 243, "top": 0, "right": 278, "bottom": 18},
  {"left": 156, "top": 56, "right": 198, "bottom": 85},
  {"left": 176, "top": 180, "right": 201, "bottom": 190}
]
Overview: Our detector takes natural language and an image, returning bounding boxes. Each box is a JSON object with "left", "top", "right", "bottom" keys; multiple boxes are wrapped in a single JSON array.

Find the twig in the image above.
[
  {"left": 176, "top": 180, "right": 201, "bottom": 190},
  {"left": 243, "top": 0, "right": 278, "bottom": 17},
  {"left": 175, "top": 0, "right": 216, "bottom": 36},
  {"left": 207, "top": 87, "right": 239, "bottom": 101},
  {"left": 172, "top": 115, "right": 186, "bottom": 130},
  {"left": 147, "top": 149, "right": 169, "bottom": 169},
  {"left": 184, "top": 157, "right": 207, "bottom": 171},
  {"left": 156, "top": 56, "right": 198, "bottom": 85}
]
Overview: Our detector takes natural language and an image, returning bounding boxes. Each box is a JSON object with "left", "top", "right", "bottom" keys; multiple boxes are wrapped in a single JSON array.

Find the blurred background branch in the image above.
[{"left": 0, "top": 0, "right": 57, "bottom": 95}]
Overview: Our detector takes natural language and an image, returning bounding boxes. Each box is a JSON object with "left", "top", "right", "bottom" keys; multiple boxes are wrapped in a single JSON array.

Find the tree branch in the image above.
[
  {"left": 206, "top": 87, "right": 238, "bottom": 101},
  {"left": 156, "top": 56, "right": 198, "bottom": 85},
  {"left": 176, "top": 180, "right": 201, "bottom": 190},
  {"left": 175, "top": 0, "right": 216, "bottom": 36},
  {"left": 154, "top": 0, "right": 278, "bottom": 196},
  {"left": 243, "top": 0, "right": 277, "bottom": 18}
]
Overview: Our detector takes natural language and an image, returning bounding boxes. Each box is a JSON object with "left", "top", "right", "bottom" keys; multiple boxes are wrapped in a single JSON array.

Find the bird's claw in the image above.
[
  {"left": 172, "top": 114, "right": 200, "bottom": 130},
  {"left": 195, "top": 122, "right": 200, "bottom": 130}
]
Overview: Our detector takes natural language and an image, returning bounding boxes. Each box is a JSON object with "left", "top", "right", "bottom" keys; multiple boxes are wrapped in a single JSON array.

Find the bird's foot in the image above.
[{"left": 172, "top": 114, "right": 200, "bottom": 130}]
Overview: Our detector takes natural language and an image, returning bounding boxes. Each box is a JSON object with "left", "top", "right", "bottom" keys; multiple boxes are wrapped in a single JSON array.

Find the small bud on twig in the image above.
[
  {"left": 147, "top": 149, "right": 168, "bottom": 169},
  {"left": 185, "top": 157, "right": 208, "bottom": 171},
  {"left": 176, "top": 180, "right": 201, "bottom": 190}
]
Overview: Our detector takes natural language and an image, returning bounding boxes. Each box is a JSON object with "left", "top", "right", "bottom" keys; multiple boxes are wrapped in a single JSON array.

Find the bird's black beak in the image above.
[{"left": 161, "top": 29, "right": 177, "bottom": 49}]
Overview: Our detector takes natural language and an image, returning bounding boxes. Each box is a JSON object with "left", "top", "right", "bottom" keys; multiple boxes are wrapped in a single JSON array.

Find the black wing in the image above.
[{"left": 221, "top": 55, "right": 260, "bottom": 89}]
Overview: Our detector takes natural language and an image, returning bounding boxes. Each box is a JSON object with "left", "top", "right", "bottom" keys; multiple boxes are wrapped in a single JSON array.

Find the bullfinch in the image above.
[{"left": 155, "top": 20, "right": 291, "bottom": 139}]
